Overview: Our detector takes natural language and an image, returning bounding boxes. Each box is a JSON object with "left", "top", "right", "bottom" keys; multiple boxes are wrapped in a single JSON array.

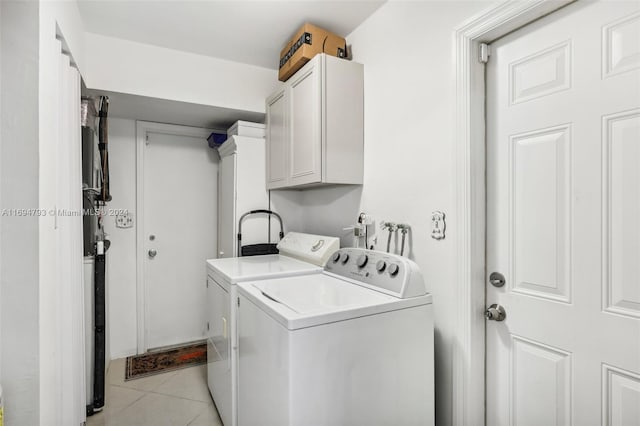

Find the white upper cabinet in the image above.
[{"left": 265, "top": 54, "right": 364, "bottom": 189}]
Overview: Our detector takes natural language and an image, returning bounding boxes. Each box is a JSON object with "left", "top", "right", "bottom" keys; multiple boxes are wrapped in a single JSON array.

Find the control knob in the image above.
[
  {"left": 341, "top": 254, "right": 350, "bottom": 264},
  {"left": 331, "top": 252, "right": 341, "bottom": 263},
  {"left": 356, "top": 254, "right": 368, "bottom": 268},
  {"left": 376, "top": 260, "right": 386, "bottom": 272},
  {"left": 388, "top": 263, "right": 400, "bottom": 276}
]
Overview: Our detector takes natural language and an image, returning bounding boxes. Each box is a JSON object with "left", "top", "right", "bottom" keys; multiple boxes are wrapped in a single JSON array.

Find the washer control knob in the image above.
[
  {"left": 376, "top": 260, "right": 386, "bottom": 272},
  {"left": 388, "top": 263, "right": 400, "bottom": 276},
  {"left": 332, "top": 252, "right": 341, "bottom": 263},
  {"left": 341, "top": 254, "right": 350, "bottom": 264},
  {"left": 356, "top": 254, "right": 368, "bottom": 268}
]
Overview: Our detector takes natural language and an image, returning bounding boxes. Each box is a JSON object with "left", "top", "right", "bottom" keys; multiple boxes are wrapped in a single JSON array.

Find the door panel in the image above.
[
  {"left": 486, "top": 2, "right": 640, "bottom": 425},
  {"left": 511, "top": 336, "right": 571, "bottom": 426},
  {"left": 143, "top": 129, "right": 217, "bottom": 350},
  {"left": 603, "top": 364, "right": 640, "bottom": 426},
  {"left": 603, "top": 12, "right": 640, "bottom": 78},
  {"left": 289, "top": 60, "right": 322, "bottom": 186},
  {"left": 512, "top": 125, "right": 571, "bottom": 302},
  {"left": 604, "top": 110, "right": 640, "bottom": 318},
  {"left": 266, "top": 89, "right": 288, "bottom": 188}
]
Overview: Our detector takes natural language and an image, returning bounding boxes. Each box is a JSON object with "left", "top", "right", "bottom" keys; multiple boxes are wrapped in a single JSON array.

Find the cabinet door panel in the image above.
[
  {"left": 266, "top": 89, "right": 288, "bottom": 188},
  {"left": 289, "top": 62, "right": 322, "bottom": 186}
]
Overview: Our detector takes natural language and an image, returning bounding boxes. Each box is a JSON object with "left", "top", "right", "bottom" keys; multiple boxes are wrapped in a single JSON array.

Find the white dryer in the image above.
[
  {"left": 205, "top": 232, "right": 339, "bottom": 426},
  {"left": 237, "top": 248, "right": 434, "bottom": 426}
]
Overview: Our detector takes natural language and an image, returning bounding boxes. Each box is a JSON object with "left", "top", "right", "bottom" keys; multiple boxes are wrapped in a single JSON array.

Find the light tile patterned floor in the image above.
[{"left": 87, "top": 358, "right": 222, "bottom": 426}]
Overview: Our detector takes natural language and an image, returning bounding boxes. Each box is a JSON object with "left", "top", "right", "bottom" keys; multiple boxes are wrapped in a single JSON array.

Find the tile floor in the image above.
[{"left": 87, "top": 358, "right": 222, "bottom": 426}]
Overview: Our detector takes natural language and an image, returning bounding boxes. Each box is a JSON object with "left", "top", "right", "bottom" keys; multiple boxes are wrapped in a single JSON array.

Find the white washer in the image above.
[
  {"left": 237, "top": 248, "right": 434, "bottom": 426},
  {"left": 206, "top": 232, "right": 339, "bottom": 426}
]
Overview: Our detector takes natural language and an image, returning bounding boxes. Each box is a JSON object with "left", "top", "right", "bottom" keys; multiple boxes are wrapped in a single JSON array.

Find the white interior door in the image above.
[
  {"left": 486, "top": 2, "right": 640, "bottom": 425},
  {"left": 142, "top": 124, "right": 217, "bottom": 350}
]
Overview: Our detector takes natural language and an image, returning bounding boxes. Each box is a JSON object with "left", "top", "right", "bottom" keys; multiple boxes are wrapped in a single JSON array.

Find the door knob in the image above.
[
  {"left": 148, "top": 249, "right": 157, "bottom": 259},
  {"left": 485, "top": 304, "right": 506, "bottom": 321},
  {"left": 489, "top": 272, "right": 506, "bottom": 287}
]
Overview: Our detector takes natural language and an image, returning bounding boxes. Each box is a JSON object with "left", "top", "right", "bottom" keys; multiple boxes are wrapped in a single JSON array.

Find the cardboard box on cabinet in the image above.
[{"left": 278, "top": 23, "right": 347, "bottom": 82}]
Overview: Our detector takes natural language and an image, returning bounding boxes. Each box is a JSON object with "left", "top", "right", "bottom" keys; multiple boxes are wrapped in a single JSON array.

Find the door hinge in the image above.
[
  {"left": 206, "top": 280, "right": 209, "bottom": 288},
  {"left": 237, "top": 297, "right": 240, "bottom": 307},
  {"left": 479, "top": 43, "right": 490, "bottom": 64},
  {"left": 206, "top": 322, "right": 210, "bottom": 331}
]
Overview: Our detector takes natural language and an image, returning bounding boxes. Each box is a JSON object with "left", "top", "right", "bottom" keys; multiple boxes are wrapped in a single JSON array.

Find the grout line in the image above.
[
  {"left": 106, "top": 385, "right": 148, "bottom": 415},
  {"left": 109, "top": 371, "right": 213, "bottom": 405},
  {"left": 145, "top": 388, "right": 213, "bottom": 404},
  {"left": 185, "top": 408, "right": 206, "bottom": 426},
  {"left": 109, "top": 367, "right": 179, "bottom": 390},
  {"left": 108, "top": 384, "right": 211, "bottom": 405},
  {"left": 186, "top": 400, "right": 219, "bottom": 426},
  {"left": 99, "top": 363, "right": 216, "bottom": 425}
]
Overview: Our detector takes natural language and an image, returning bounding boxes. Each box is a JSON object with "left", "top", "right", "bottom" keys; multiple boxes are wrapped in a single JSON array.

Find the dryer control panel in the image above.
[
  {"left": 324, "top": 248, "right": 428, "bottom": 298},
  {"left": 277, "top": 232, "right": 340, "bottom": 266}
]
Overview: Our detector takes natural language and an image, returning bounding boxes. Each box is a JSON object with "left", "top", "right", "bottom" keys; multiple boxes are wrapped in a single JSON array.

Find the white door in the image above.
[
  {"left": 218, "top": 153, "right": 236, "bottom": 258},
  {"left": 142, "top": 125, "right": 217, "bottom": 350},
  {"left": 289, "top": 58, "right": 322, "bottom": 187},
  {"left": 486, "top": 2, "right": 640, "bottom": 425}
]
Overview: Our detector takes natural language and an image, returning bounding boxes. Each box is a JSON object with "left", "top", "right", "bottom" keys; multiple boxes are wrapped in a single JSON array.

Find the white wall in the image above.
[
  {"left": 270, "top": 186, "right": 363, "bottom": 247},
  {"left": 103, "top": 118, "right": 139, "bottom": 359},
  {"left": 270, "top": 2, "right": 492, "bottom": 425},
  {"left": 38, "top": 1, "right": 87, "bottom": 423},
  {"left": 0, "top": 2, "right": 41, "bottom": 424},
  {"left": 84, "top": 33, "right": 279, "bottom": 114}
]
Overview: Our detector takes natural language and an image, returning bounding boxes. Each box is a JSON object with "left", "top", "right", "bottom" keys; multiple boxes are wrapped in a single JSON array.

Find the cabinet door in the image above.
[
  {"left": 288, "top": 59, "right": 322, "bottom": 186},
  {"left": 217, "top": 153, "right": 236, "bottom": 258},
  {"left": 265, "top": 88, "right": 288, "bottom": 189}
]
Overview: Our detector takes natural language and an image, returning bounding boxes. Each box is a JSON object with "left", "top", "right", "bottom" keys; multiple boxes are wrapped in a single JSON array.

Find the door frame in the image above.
[
  {"left": 135, "top": 121, "right": 219, "bottom": 353},
  {"left": 452, "top": 1, "right": 575, "bottom": 423}
]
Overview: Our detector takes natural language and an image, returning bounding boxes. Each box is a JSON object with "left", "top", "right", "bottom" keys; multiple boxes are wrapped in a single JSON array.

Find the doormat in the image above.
[{"left": 125, "top": 342, "right": 207, "bottom": 381}]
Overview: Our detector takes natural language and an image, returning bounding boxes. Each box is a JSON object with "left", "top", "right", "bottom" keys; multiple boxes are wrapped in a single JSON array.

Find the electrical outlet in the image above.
[{"left": 116, "top": 211, "right": 134, "bottom": 229}]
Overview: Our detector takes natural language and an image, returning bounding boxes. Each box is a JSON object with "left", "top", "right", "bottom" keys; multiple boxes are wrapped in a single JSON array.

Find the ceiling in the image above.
[{"left": 77, "top": 0, "right": 386, "bottom": 69}]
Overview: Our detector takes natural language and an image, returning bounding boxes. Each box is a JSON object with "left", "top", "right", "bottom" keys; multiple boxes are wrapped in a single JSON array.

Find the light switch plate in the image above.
[
  {"left": 431, "top": 211, "right": 445, "bottom": 240},
  {"left": 116, "top": 211, "right": 134, "bottom": 229}
]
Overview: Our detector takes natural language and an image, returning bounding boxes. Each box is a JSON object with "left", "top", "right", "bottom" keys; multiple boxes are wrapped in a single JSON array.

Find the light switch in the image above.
[
  {"left": 116, "top": 211, "right": 134, "bottom": 229},
  {"left": 431, "top": 211, "right": 445, "bottom": 240}
]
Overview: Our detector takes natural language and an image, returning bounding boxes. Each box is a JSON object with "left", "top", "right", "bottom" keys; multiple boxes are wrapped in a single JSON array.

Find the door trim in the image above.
[
  {"left": 135, "top": 121, "right": 219, "bottom": 354},
  {"left": 453, "top": 1, "right": 575, "bottom": 424}
]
